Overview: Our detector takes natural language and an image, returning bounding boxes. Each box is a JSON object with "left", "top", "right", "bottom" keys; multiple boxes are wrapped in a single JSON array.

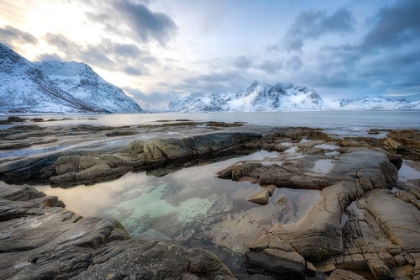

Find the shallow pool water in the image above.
[
  {"left": 313, "top": 159, "right": 335, "bottom": 174},
  {"left": 398, "top": 160, "right": 420, "bottom": 182},
  {"left": 37, "top": 150, "right": 321, "bottom": 273},
  {"left": 314, "top": 144, "right": 338, "bottom": 150}
]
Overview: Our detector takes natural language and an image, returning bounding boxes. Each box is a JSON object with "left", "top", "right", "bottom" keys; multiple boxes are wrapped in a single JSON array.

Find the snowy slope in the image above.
[
  {"left": 34, "top": 61, "right": 142, "bottom": 113},
  {"left": 0, "top": 43, "right": 97, "bottom": 113},
  {"left": 167, "top": 92, "right": 227, "bottom": 112},
  {"left": 411, "top": 100, "right": 420, "bottom": 109},
  {"left": 0, "top": 43, "right": 142, "bottom": 113},
  {"left": 335, "top": 97, "right": 416, "bottom": 110},
  {"left": 167, "top": 81, "right": 327, "bottom": 112}
]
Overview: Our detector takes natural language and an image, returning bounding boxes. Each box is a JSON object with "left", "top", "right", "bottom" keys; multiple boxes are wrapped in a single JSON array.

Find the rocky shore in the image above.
[{"left": 1, "top": 118, "right": 420, "bottom": 279}]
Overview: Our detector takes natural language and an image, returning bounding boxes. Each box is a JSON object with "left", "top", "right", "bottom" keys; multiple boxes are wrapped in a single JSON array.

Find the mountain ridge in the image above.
[
  {"left": 2, "top": 43, "right": 419, "bottom": 113},
  {"left": 167, "top": 80, "right": 328, "bottom": 112},
  {"left": 0, "top": 43, "right": 142, "bottom": 113},
  {"left": 167, "top": 82, "right": 420, "bottom": 112}
]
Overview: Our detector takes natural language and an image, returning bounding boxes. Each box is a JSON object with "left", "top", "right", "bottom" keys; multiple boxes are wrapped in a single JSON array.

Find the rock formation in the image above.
[
  {"left": 0, "top": 183, "right": 234, "bottom": 279},
  {"left": 1, "top": 120, "right": 420, "bottom": 279}
]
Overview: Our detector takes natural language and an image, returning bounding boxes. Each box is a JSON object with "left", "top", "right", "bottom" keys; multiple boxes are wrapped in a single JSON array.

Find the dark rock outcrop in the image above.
[
  {"left": 0, "top": 123, "right": 262, "bottom": 187},
  {"left": 383, "top": 130, "right": 420, "bottom": 161}
]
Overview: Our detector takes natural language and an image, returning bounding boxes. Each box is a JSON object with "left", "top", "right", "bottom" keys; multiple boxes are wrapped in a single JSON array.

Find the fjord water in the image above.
[{"left": 4, "top": 110, "right": 420, "bottom": 135}]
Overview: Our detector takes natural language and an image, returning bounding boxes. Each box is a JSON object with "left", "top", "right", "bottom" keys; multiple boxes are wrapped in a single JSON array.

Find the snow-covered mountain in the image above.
[
  {"left": 0, "top": 43, "right": 97, "bottom": 113},
  {"left": 0, "top": 43, "right": 142, "bottom": 113},
  {"left": 167, "top": 92, "right": 227, "bottom": 112},
  {"left": 34, "top": 61, "right": 142, "bottom": 113},
  {"left": 331, "top": 97, "right": 420, "bottom": 110},
  {"left": 167, "top": 81, "right": 327, "bottom": 112}
]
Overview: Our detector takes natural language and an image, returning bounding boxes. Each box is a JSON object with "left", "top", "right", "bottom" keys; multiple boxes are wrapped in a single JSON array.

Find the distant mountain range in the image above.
[
  {"left": 330, "top": 97, "right": 420, "bottom": 110},
  {"left": 167, "top": 81, "right": 420, "bottom": 112},
  {"left": 0, "top": 43, "right": 142, "bottom": 113},
  {"left": 168, "top": 81, "right": 327, "bottom": 112},
  {"left": 1, "top": 43, "right": 419, "bottom": 114}
]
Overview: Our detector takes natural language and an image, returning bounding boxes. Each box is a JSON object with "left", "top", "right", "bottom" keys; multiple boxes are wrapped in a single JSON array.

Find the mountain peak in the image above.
[
  {"left": 34, "top": 61, "right": 142, "bottom": 113},
  {"left": 1, "top": 45, "right": 142, "bottom": 113},
  {"left": 245, "top": 80, "right": 260, "bottom": 95},
  {"left": 167, "top": 81, "right": 328, "bottom": 112}
]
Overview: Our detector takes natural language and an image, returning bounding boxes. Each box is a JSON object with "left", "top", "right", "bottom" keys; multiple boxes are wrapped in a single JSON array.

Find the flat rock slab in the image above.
[
  {"left": 328, "top": 269, "right": 367, "bottom": 280},
  {"left": 358, "top": 189, "right": 420, "bottom": 253}
]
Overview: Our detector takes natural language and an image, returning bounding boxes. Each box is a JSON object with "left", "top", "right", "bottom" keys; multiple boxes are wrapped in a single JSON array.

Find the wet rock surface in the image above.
[
  {"left": 0, "top": 121, "right": 264, "bottom": 187},
  {"left": 0, "top": 182, "right": 234, "bottom": 279},
  {"left": 382, "top": 130, "right": 420, "bottom": 161},
  {"left": 216, "top": 129, "right": 420, "bottom": 279},
  {"left": 1, "top": 122, "right": 420, "bottom": 279}
]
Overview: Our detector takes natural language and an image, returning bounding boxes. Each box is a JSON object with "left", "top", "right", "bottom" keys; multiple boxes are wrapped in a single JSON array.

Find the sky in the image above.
[{"left": 1, "top": 0, "right": 420, "bottom": 108}]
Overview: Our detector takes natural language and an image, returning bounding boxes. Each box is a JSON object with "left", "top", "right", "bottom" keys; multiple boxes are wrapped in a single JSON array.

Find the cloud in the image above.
[
  {"left": 83, "top": 0, "right": 177, "bottom": 45},
  {"left": 180, "top": 70, "right": 247, "bottom": 94},
  {"left": 123, "top": 66, "right": 143, "bottom": 76},
  {"left": 285, "top": 55, "right": 303, "bottom": 71},
  {"left": 43, "top": 33, "right": 154, "bottom": 76},
  {"left": 113, "top": 43, "right": 141, "bottom": 58},
  {"left": 302, "top": 30, "right": 420, "bottom": 97},
  {"left": 265, "top": 44, "right": 281, "bottom": 53},
  {"left": 287, "top": 8, "right": 354, "bottom": 39},
  {"left": 232, "top": 56, "right": 252, "bottom": 69},
  {"left": 0, "top": 25, "right": 38, "bottom": 47},
  {"left": 258, "top": 60, "right": 283, "bottom": 74},
  {"left": 44, "top": 33, "right": 78, "bottom": 54},
  {"left": 112, "top": 0, "right": 177, "bottom": 45},
  {"left": 283, "top": 39, "right": 303, "bottom": 53},
  {"left": 36, "top": 53, "right": 63, "bottom": 61},
  {"left": 284, "top": 8, "right": 355, "bottom": 52},
  {"left": 123, "top": 87, "right": 180, "bottom": 109},
  {"left": 362, "top": 0, "right": 420, "bottom": 50}
]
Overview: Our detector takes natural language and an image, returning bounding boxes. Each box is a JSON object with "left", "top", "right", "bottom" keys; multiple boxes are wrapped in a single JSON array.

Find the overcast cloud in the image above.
[
  {"left": 0, "top": 25, "right": 38, "bottom": 47},
  {"left": 0, "top": 0, "right": 419, "bottom": 108}
]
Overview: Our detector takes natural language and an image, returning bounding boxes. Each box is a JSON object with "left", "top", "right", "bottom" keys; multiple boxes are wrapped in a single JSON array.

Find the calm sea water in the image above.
[{"left": 2, "top": 110, "right": 420, "bottom": 135}]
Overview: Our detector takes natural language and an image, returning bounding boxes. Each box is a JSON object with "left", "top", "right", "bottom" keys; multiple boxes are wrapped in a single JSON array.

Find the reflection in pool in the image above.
[
  {"left": 37, "top": 150, "right": 321, "bottom": 273},
  {"left": 398, "top": 160, "right": 420, "bottom": 182}
]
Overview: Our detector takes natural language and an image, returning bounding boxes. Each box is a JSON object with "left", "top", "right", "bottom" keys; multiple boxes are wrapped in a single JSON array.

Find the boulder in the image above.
[
  {"left": 248, "top": 189, "right": 270, "bottom": 205},
  {"left": 245, "top": 249, "right": 306, "bottom": 279},
  {"left": 366, "top": 258, "right": 393, "bottom": 280}
]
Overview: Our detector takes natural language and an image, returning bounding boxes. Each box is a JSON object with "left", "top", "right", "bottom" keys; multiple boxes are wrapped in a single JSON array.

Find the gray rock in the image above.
[
  {"left": 367, "top": 258, "right": 393, "bottom": 280},
  {"left": 0, "top": 183, "right": 235, "bottom": 279},
  {"left": 245, "top": 249, "right": 306, "bottom": 280},
  {"left": 248, "top": 189, "right": 270, "bottom": 205},
  {"left": 358, "top": 189, "right": 420, "bottom": 253}
]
